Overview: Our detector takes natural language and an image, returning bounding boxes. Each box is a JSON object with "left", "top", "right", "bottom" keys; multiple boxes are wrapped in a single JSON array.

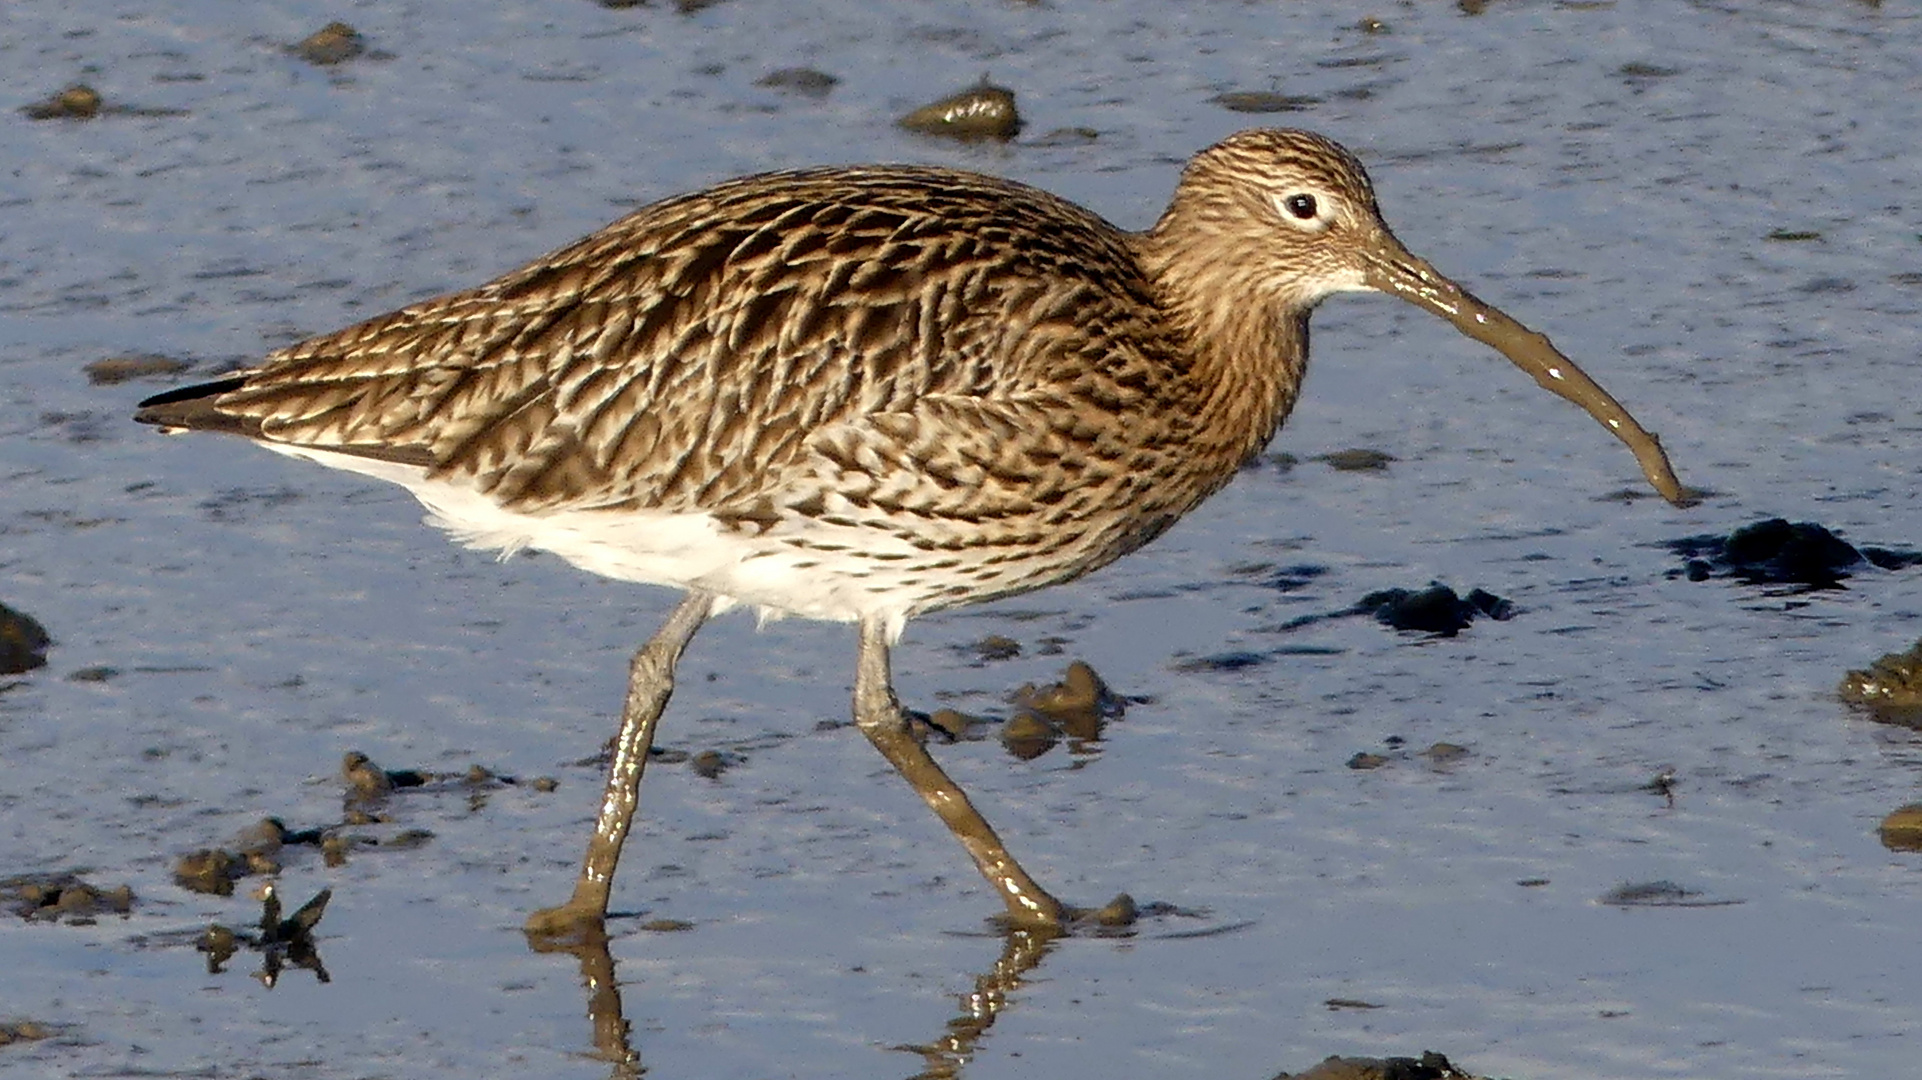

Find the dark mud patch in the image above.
[
  {"left": 343, "top": 750, "right": 549, "bottom": 811},
  {"left": 901, "top": 661, "right": 1129, "bottom": 760},
  {"left": 1347, "top": 741, "right": 1471, "bottom": 772},
  {"left": 292, "top": 22, "right": 366, "bottom": 66},
  {"left": 84, "top": 354, "right": 191, "bottom": 386},
  {"left": 0, "top": 602, "right": 51, "bottom": 675},
  {"left": 1599, "top": 880, "right": 1742, "bottom": 908},
  {"left": 1356, "top": 585, "right": 1513, "bottom": 635},
  {"left": 1, "top": 872, "right": 134, "bottom": 923},
  {"left": 1211, "top": 90, "right": 1322, "bottom": 114},
  {"left": 21, "top": 83, "right": 101, "bottom": 120},
  {"left": 1251, "top": 583, "right": 1511, "bottom": 640},
  {"left": 999, "top": 661, "right": 1126, "bottom": 759},
  {"left": 1271, "top": 1050, "right": 1484, "bottom": 1080},
  {"left": 1314, "top": 447, "right": 1395, "bottom": 472},
  {"left": 755, "top": 67, "right": 838, "bottom": 97},
  {"left": 0, "top": 1020, "right": 55, "bottom": 1047},
  {"left": 19, "top": 82, "right": 185, "bottom": 120},
  {"left": 177, "top": 752, "right": 552, "bottom": 895},
  {"left": 1665, "top": 517, "right": 1922, "bottom": 589}
]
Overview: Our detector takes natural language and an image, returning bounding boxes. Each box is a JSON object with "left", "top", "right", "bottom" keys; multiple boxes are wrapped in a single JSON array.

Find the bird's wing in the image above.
[{"left": 176, "top": 165, "right": 1172, "bottom": 515}]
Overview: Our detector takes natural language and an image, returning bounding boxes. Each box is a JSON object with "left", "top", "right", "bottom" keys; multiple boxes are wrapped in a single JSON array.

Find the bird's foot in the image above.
[
  {"left": 995, "top": 892, "right": 1140, "bottom": 935},
  {"left": 1064, "top": 892, "right": 1140, "bottom": 930},
  {"left": 523, "top": 899, "right": 610, "bottom": 951}
]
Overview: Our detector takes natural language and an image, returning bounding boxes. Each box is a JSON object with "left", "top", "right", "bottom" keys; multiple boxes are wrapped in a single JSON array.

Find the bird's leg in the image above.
[
  {"left": 526, "top": 591, "right": 715, "bottom": 943},
  {"left": 853, "top": 617, "right": 1066, "bottom": 929}
]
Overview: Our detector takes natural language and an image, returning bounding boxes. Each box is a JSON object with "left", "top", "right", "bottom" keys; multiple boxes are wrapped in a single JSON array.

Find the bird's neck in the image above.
[{"left": 1130, "top": 229, "right": 1312, "bottom": 471}]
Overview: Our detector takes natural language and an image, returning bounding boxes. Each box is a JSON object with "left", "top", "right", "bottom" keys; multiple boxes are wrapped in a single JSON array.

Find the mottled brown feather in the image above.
[{"left": 138, "top": 129, "right": 1404, "bottom": 615}]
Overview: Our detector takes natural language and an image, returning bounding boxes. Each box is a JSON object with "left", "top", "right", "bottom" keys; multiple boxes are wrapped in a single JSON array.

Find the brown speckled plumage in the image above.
[
  {"left": 138, "top": 131, "right": 1397, "bottom": 621},
  {"left": 137, "top": 129, "right": 1487, "bottom": 932}
]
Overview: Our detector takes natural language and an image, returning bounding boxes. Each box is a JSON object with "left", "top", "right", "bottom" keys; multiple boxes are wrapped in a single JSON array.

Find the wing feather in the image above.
[{"left": 146, "top": 165, "right": 1184, "bottom": 520}]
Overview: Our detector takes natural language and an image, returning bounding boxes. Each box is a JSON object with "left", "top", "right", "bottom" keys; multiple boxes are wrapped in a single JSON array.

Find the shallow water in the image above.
[{"left": 4, "top": 2, "right": 1922, "bottom": 1077}]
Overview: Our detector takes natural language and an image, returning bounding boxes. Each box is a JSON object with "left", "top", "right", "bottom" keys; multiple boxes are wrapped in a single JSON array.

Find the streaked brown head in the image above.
[{"left": 1144, "top": 128, "right": 1431, "bottom": 314}]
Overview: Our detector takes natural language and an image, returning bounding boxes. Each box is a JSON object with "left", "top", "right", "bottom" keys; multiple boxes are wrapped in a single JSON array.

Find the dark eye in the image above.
[{"left": 1282, "top": 193, "right": 1318, "bottom": 220}]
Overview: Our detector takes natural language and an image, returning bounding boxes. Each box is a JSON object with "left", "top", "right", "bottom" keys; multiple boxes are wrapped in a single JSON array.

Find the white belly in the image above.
[{"left": 265, "top": 444, "right": 929, "bottom": 636}]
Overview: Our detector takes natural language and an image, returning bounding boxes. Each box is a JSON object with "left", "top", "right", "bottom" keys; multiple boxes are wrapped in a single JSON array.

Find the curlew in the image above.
[{"left": 137, "top": 128, "right": 1685, "bottom": 939}]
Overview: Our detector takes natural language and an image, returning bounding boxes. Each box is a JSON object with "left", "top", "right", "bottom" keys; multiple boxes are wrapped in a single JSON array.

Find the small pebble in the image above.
[
  {"left": 22, "top": 84, "right": 102, "bottom": 120},
  {"left": 341, "top": 751, "right": 395, "bottom": 799},
  {"left": 971, "top": 634, "right": 1021, "bottom": 662},
  {"left": 999, "top": 711, "right": 1058, "bottom": 760},
  {"left": 899, "top": 80, "right": 1021, "bottom": 141},
  {"left": 1878, "top": 804, "right": 1922, "bottom": 852},
  {"left": 296, "top": 22, "right": 365, "bottom": 66},
  {"left": 921, "top": 708, "right": 982, "bottom": 740},
  {"left": 1085, "top": 893, "right": 1137, "bottom": 927},
  {"left": 1419, "top": 742, "right": 1470, "bottom": 765},
  {"left": 174, "top": 849, "right": 247, "bottom": 896}
]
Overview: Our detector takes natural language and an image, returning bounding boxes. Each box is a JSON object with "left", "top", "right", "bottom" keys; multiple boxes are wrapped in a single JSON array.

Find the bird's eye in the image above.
[{"left": 1282, "top": 193, "right": 1318, "bottom": 220}]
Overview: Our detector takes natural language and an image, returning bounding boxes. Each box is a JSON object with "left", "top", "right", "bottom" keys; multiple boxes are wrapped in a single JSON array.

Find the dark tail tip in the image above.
[
  {"left": 136, "top": 376, "right": 248, "bottom": 412},
  {"left": 133, "top": 376, "right": 250, "bottom": 428}
]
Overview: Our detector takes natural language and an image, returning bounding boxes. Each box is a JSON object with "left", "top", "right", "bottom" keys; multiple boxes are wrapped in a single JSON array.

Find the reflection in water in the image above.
[
  {"left": 527, "top": 926, "right": 642, "bottom": 1079},
  {"left": 894, "top": 927, "right": 1058, "bottom": 1080},
  {"left": 197, "top": 884, "right": 333, "bottom": 988},
  {"left": 531, "top": 922, "right": 1061, "bottom": 1080}
]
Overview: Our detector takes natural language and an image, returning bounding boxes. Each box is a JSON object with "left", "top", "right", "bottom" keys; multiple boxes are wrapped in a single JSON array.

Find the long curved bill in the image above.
[{"left": 1361, "top": 238, "right": 1693, "bottom": 507}]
